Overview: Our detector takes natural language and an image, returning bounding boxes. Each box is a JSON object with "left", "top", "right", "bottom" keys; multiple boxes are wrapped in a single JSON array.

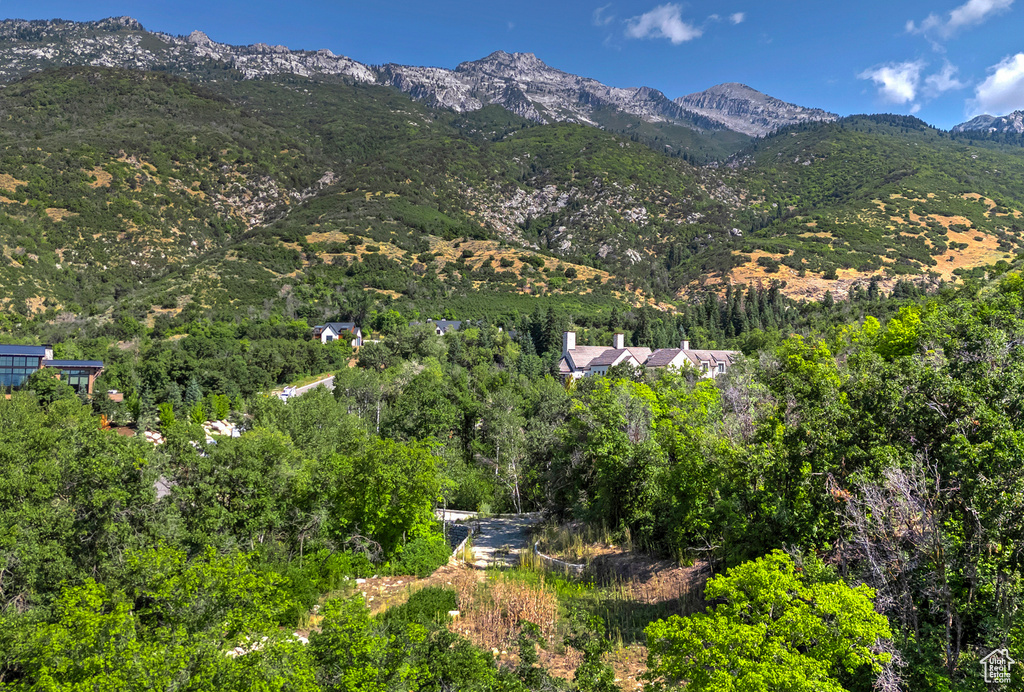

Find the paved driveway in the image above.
[{"left": 470, "top": 514, "right": 541, "bottom": 568}]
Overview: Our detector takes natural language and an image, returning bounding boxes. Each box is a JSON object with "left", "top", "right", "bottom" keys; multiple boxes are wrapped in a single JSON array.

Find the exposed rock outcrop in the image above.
[
  {"left": 0, "top": 17, "right": 834, "bottom": 137},
  {"left": 953, "top": 111, "right": 1024, "bottom": 134},
  {"left": 675, "top": 83, "right": 839, "bottom": 137}
]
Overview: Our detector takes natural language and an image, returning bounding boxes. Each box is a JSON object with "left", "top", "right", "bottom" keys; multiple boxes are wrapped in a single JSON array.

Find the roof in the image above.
[
  {"left": 431, "top": 320, "right": 463, "bottom": 331},
  {"left": 0, "top": 344, "right": 46, "bottom": 357},
  {"left": 322, "top": 322, "right": 359, "bottom": 332},
  {"left": 626, "top": 347, "right": 653, "bottom": 363},
  {"left": 589, "top": 348, "right": 630, "bottom": 368},
  {"left": 645, "top": 348, "right": 739, "bottom": 369},
  {"left": 646, "top": 348, "right": 685, "bottom": 368},
  {"left": 689, "top": 349, "right": 737, "bottom": 364},
  {"left": 566, "top": 346, "right": 614, "bottom": 371},
  {"left": 43, "top": 360, "right": 104, "bottom": 368}
]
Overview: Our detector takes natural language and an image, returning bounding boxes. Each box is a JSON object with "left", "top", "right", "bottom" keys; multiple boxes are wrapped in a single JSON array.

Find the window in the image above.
[
  {"left": 701, "top": 362, "right": 709, "bottom": 371},
  {"left": 58, "top": 368, "right": 92, "bottom": 394},
  {"left": 0, "top": 356, "right": 41, "bottom": 390},
  {"left": 718, "top": 363, "right": 725, "bottom": 373},
  {"left": 325, "top": 335, "right": 334, "bottom": 342}
]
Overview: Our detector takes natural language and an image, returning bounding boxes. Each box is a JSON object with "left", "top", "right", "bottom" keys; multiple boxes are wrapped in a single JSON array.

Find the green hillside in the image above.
[
  {"left": 0, "top": 67, "right": 322, "bottom": 316},
  {"left": 4, "top": 70, "right": 1024, "bottom": 331},
  {"left": 713, "top": 115, "right": 1024, "bottom": 299}
]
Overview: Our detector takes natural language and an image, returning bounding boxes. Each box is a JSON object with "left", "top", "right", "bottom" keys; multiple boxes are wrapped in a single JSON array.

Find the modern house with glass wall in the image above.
[{"left": 0, "top": 344, "right": 104, "bottom": 395}]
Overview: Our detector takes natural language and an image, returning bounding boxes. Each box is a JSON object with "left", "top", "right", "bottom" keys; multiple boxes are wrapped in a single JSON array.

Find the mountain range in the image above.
[
  {"left": 0, "top": 16, "right": 837, "bottom": 140},
  {"left": 0, "top": 16, "right": 1023, "bottom": 328}
]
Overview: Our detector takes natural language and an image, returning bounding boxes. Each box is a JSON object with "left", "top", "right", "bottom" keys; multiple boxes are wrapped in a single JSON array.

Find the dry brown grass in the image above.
[
  {"left": 0, "top": 173, "right": 26, "bottom": 191},
  {"left": 86, "top": 167, "right": 112, "bottom": 188},
  {"left": 451, "top": 570, "right": 559, "bottom": 651},
  {"left": 45, "top": 208, "right": 77, "bottom": 221}
]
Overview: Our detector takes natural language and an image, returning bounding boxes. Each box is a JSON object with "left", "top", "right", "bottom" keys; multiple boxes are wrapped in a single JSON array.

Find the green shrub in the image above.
[
  {"left": 157, "top": 402, "right": 175, "bottom": 429},
  {"left": 273, "top": 550, "right": 375, "bottom": 624},
  {"left": 189, "top": 402, "right": 206, "bottom": 425},
  {"left": 379, "top": 586, "right": 458, "bottom": 626},
  {"left": 388, "top": 533, "right": 451, "bottom": 578}
]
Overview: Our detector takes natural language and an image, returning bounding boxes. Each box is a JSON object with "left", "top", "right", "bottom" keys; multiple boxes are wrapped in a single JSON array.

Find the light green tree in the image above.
[{"left": 644, "top": 551, "right": 891, "bottom": 692}]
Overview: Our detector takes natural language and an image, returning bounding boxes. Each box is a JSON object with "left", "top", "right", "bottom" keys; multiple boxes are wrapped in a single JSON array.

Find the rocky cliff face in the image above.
[
  {"left": 380, "top": 50, "right": 706, "bottom": 128},
  {"left": 0, "top": 17, "right": 376, "bottom": 83},
  {"left": 0, "top": 16, "right": 832, "bottom": 137},
  {"left": 675, "top": 83, "right": 838, "bottom": 137},
  {"left": 953, "top": 111, "right": 1024, "bottom": 134}
]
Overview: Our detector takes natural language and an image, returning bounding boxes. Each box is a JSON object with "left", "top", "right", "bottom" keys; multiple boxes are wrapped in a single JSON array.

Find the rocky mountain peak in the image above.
[
  {"left": 0, "top": 16, "right": 834, "bottom": 140},
  {"left": 953, "top": 111, "right": 1024, "bottom": 134},
  {"left": 95, "top": 16, "right": 144, "bottom": 31},
  {"left": 188, "top": 30, "right": 214, "bottom": 46},
  {"left": 457, "top": 50, "right": 559, "bottom": 78},
  {"left": 676, "top": 83, "right": 838, "bottom": 137}
]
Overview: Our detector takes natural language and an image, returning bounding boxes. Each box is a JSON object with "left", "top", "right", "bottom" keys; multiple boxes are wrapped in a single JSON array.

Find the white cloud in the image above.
[
  {"left": 730, "top": 12, "right": 746, "bottom": 24},
  {"left": 625, "top": 4, "right": 702, "bottom": 44},
  {"left": 859, "top": 60, "right": 926, "bottom": 104},
  {"left": 924, "top": 61, "right": 967, "bottom": 96},
  {"left": 593, "top": 4, "right": 616, "bottom": 27},
  {"left": 908, "top": 0, "right": 1014, "bottom": 38},
  {"left": 971, "top": 53, "right": 1024, "bottom": 114}
]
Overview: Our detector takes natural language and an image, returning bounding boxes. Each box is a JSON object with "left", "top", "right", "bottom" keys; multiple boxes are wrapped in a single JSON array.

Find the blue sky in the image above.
[{"left": 3, "top": 0, "right": 1024, "bottom": 129}]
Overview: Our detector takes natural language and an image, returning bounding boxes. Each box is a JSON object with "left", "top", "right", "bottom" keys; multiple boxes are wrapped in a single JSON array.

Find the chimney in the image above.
[
  {"left": 563, "top": 331, "right": 576, "bottom": 353},
  {"left": 681, "top": 340, "right": 690, "bottom": 351},
  {"left": 613, "top": 333, "right": 625, "bottom": 349},
  {"left": 44, "top": 344, "right": 54, "bottom": 361}
]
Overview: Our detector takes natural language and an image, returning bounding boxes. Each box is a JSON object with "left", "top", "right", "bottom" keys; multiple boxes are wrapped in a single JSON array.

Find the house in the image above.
[
  {"left": 646, "top": 340, "right": 739, "bottom": 378},
  {"left": 426, "top": 319, "right": 463, "bottom": 335},
  {"left": 313, "top": 322, "right": 363, "bottom": 348},
  {"left": 558, "top": 332, "right": 739, "bottom": 380},
  {"left": 409, "top": 319, "right": 466, "bottom": 336},
  {"left": 0, "top": 344, "right": 104, "bottom": 395},
  {"left": 558, "top": 332, "right": 652, "bottom": 379}
]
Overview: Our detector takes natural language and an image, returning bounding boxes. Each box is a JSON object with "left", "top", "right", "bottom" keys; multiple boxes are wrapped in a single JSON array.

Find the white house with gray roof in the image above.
[
  {"left": 558, "top": 331, "right": 651, "bottom": 379},
  {"left": 558, "top": 332, "right": 738, "bottom": 380},
  {"left": 646, "top": 340, "right": 738, "bottom": 377},
  {"left": 312, "top": 322, "right": 363, "bottom": 347}
]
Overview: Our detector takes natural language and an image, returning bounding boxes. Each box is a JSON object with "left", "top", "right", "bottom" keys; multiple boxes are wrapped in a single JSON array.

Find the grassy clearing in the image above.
[
  {"left": 450, "top": 568, "right": 559, "bottom": 652},
  {"left": 498, "top": 561, "right": 699, "bottom": 648}
]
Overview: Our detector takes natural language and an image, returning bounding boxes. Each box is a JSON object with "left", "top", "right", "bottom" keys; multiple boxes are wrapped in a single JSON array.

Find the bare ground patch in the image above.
[{"left": 0, "top": 173, "right": 27, "bottom": 191}]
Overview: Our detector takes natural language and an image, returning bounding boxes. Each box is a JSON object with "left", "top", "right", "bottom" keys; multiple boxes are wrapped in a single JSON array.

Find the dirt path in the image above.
[{"left": 470, "top": 513, "right": 541, "bottom": 568}]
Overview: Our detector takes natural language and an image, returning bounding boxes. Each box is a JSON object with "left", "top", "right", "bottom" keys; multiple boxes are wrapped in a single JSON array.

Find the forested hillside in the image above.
[
  {"left": 4, "top": 267, "right": 1024, "bottom": 689},
  {"left": 3, "top": 22, "right": 1024, "bottom": 690},
  {"left": 717, "top": 115, "right": 1024, "bottom": 299},
  {"left": 2, "top": 66, "right": 1024, "bottom": 332}
]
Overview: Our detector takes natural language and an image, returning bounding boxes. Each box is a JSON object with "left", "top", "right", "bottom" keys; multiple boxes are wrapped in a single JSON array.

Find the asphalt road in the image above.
[{"left": 283, "top": 376, "right": 335, "bottom": 399}]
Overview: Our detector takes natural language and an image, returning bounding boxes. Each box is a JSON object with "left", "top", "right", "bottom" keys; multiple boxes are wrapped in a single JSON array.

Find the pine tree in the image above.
[
  {"left": 184, "top": 377, "right": 203, "bottom": 408},
  {"left": 166, "top": 382, "right": 183, "bottom": 410}
]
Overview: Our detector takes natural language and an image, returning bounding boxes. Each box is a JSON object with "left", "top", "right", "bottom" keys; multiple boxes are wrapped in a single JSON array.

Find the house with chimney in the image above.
[
  {"left": 558, "top": 332, "right": 652, "bottom": 379},
  {"left": 558, "top": 332, "right": 739, "bottom": 380},
  {"left": 646, "top": 340, "right": 739, "bottom": 377},
  {"left": 0, "top": 344, "right": 104, "bottom": 395}
]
